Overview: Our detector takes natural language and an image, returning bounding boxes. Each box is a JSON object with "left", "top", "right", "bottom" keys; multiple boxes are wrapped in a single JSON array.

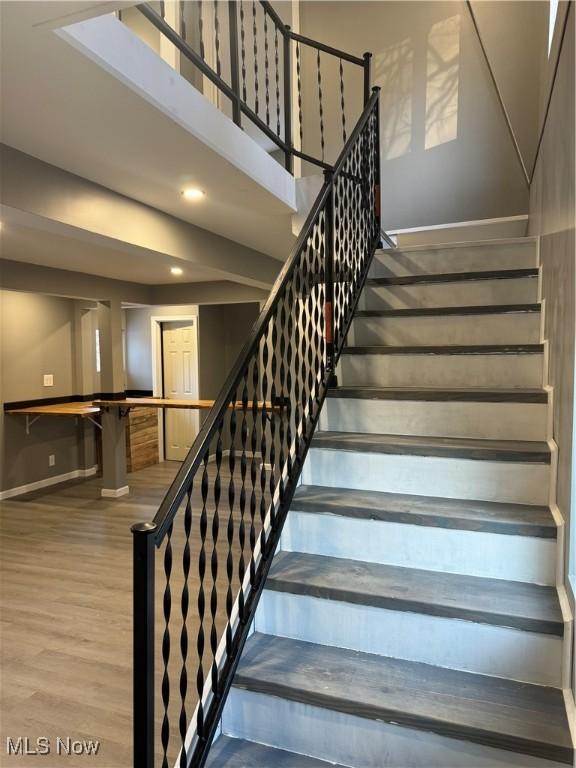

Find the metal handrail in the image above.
[
  {"left": 258, "top": 0, "right": 366, "bottom": 67},
  {"left": 152, "top": 88, "right": 381, "bottom": 546},
  {"left": 132, "top": 88, "right": 387, "bottom": 768},
  {"left": 136, "top": 1, "right": 370, "bottom": 172}
]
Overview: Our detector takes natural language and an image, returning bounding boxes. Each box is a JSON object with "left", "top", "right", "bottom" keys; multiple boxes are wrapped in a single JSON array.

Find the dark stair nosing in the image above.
[
  {"left": 366, "top": 268, "right": 539, "bottom": 287},
  {"left": 342, "top": 343, "right": 544, "bottom": 356},
  {"left": 234, "top": 634, "right": 573, "bottom": 765},
  {"left": 266, "top": 551, "right": 563, "bottom": 635},
  {"left": 292, "top": 485, "right": 556, "bottom": 539},
  {"left": 354, "top": 303, "right": 541, "bottom": 318},
  {"left": 326, "top": 386, "right": 548, "bottom": 404},
  {"left": 206, "top": 736, "right": 345, "bottom": 768},
  {"left": 310, "top": 432, "right": 551, "bottom": 464}
]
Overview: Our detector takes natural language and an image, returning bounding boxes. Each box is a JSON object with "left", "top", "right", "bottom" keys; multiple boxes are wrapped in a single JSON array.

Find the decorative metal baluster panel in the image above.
[
  {"left": 131, "top": 1, "right": 371, "bottom": 172},
  {"left": 274, "top": 26, "right": 281, "bottom": 137},
  {"left": 296, "top": 40, "right": 303, "bottom": 151},
  {"left": 134, "top": 90, "right": 382, "bottom": 768},
  {"left": 252, "top": 0, "right": 259, "bottom": 116},
  {"left": 333, "top": 104, "right": 378, "bottom": 352}
]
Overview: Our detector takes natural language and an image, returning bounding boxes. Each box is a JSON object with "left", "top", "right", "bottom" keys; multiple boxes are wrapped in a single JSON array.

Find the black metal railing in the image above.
[
  {"left": 131, "top": 1, "right": 371, "bottom": 171},
  {"left": 132, "top": 87, "right": 382, "bottom": 768}
]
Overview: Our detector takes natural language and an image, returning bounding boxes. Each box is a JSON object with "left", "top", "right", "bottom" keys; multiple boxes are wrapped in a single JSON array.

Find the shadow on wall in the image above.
[{"left": 376, "top": 13, "right": 461, "bottom": 161}]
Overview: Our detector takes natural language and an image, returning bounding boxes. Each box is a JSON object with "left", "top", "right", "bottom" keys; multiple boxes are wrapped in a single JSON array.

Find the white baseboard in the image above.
[
  {"left": 0, "top": 466, "right": 98, "bottom": 500},
  {"left": 562, "top": 687, "right": 576, "bottom": 747},
  {"left": 101, "top": 485, "right": 130, "bottom": 498},
  {"left": 388, "top": 214, "right": 529, "bottom": 236}
]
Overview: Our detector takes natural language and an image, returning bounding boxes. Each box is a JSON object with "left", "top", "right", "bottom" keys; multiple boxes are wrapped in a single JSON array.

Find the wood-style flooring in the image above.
[{"left": 0, "top": 462, "right": 249, "bottom": 767}]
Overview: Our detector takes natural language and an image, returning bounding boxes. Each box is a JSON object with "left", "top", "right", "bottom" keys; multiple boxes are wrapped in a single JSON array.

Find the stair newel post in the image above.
[
  {"left": 283, "top": 26, "right": 294, "bottom": 173},
  {"left": 228, "top": 1, "right": 242, "bottom": 127},
  {"left": 132, "top": 521, "right": 157, "bottom": 768},
  {"left": 324, "top": 169, "right": 337, "bottom": 388},
  {"left": 363, "top": 51, "right": 372, "bottom": 105},
  {"left": 373, "top": 87, "right": 382, "bottom": 246}
]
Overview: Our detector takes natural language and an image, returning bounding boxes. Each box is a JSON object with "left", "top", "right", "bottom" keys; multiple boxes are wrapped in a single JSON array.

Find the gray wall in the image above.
[
  {"left": 1, "top": 294, "right": 262, "bottom": 493},
  {"left": 470, "top": 0, "right": 546, "bottom": 174},
  {"left": 198, "top": 303, "right": 261, "bottom": 403},
  {"left": 300, "top": 1, "right": 547, "bottom": 229},
  {"left": 125, "top": 301, "right": 260, "bottom": 398},
  {"left": 528, "top": 4, "right": 575, "bottom": 617},
  {"left": 125, "top": 304, "right": 200, "bottom": 392},
  {"left": 0, "top": 291, "right": 96, "bottom": 491},
  {"left": 198, "top": 302, "right": 261, "bottom": 451}
]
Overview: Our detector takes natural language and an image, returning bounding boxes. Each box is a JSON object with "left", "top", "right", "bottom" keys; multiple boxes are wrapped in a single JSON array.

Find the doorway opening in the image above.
[{"left": 151, "top": 315, "right": 199, "bottom": 462}]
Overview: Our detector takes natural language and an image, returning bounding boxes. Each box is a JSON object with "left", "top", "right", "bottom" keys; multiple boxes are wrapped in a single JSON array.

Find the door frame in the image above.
[{"left": 151, "top": 314, "right": 200, "bottom": 462}]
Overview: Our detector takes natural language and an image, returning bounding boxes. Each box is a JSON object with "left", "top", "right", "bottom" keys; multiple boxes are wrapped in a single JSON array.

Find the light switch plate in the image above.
[{"left": 43, "top": 374, "right": 54, "bottom": 387}]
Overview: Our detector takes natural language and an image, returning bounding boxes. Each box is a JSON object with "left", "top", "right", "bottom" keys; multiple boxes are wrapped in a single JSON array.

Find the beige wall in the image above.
[{"left": 300, "top": 1, "right": 547, "bottom": 229}]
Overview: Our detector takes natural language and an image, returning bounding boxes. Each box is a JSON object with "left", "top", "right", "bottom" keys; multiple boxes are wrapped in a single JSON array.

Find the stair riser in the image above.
[
  {"left": 321, "top": 399, "right": 548, "bottom": 441},
  {"left": 223, "top": 689, "right": 568, "bottom": 768},
  {"left": 359, "top": 278, "right": 538, "bottom": 310},
  {"left": 282, "top": 511, "right": 556, "bottom": 585},
  {"left": 302, "top": 449, "right": 550, "bottom": 505},
  {"left": 338, "top": 353, "right": 543, "bottom": 388},
  {"left": 369, "top": 243, "right": 537, "bottom": 278},
  {"left": 349, "top": 313, "right": 541, "bottom": 346},
  {"left": 257, "top": 592, "right": 562, "bottom": 686}
]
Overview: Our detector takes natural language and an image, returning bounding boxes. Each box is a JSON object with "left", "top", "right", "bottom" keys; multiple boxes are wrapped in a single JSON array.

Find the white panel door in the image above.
[{"left": 162, "top": 321, "right": 199, "bottom": 461}]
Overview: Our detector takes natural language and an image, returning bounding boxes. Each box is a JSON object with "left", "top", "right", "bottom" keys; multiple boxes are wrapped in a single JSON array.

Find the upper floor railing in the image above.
[
  {"left": 132, "top": 87, "right": 383, "bottom": 768},
  {"left": 127, "top": 1, "right": 372, "bottom": 171}
]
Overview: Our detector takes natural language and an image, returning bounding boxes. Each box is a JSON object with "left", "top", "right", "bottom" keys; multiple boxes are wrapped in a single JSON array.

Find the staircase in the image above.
[{"left": 208, "top": 237, "right": 574, "bottom": 767}]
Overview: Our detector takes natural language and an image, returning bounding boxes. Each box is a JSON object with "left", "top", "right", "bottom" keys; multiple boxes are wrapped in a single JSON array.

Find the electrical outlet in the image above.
[
  {"left": 43, "top": 374, "right": 54, "bottom": 387},
  {"left": 48, "top": 454, "right": 56, "bottom": 467}
]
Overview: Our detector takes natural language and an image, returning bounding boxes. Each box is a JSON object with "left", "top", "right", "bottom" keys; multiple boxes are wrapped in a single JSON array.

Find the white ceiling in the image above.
[
  {"left": 0, "top": 214, "right": 222, "bottom": 285},
  {"left": 0, "top": 1, "right": 297, "bottom": 271}
]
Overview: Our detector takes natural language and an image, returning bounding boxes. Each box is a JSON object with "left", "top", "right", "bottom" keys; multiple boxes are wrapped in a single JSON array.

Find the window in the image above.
[
  {"left": 95, "top": 329, "right": 101, "bottom": 374},
  {"left": 548, "top": 0, "right": 559, "bottom": 56}
]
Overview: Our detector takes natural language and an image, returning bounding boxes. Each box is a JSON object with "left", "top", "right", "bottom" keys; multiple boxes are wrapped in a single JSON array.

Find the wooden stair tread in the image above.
[
  {"left": 366, "top": 268, "right": 538, "bottom": 286},
  {"left": 234, "top": 634, "right": 573, "bottom": 764},
  {"left": 341, "top": 343, "right": 544, "bottom": 355},
  {"left": 354, "top": 303, "right": 541, "bottom": 318},
  {"left": 206, "top": 737, "right": 345, "bottom": 768},
  {"left": 311, "top": 431, "right": 551, "bottom": 464},
  {"left": 292, "top": 485, "right": 556, "bottom": 538},
  {"left": 267, "top": 551, "right": 562, "bottom": 634},
  {"left": 327, "top": 386, "right": 548, "bottom": 403}
]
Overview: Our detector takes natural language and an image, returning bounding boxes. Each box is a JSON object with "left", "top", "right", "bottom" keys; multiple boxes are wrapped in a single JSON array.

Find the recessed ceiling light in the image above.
[
  {"left": 182, "top": 188, "right": 205, "bottom": 201},
  {"left": 170, "top": 267, "right": 183, "bottom": 276}
]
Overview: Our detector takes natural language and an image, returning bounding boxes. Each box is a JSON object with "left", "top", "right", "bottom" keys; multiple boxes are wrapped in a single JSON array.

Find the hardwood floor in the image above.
[{"left": 0, "top": 461, "right": 250, "bottom": 767}]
